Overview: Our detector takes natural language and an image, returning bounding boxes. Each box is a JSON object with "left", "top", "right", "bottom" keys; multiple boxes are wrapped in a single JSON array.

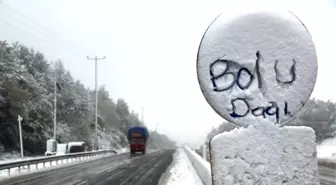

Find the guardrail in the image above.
[
  {"left": 0, "top": 149, "right": 117, "bottom": 177},
  {"left": 183, "top": 146, "right": 212, "bottom": 185}
]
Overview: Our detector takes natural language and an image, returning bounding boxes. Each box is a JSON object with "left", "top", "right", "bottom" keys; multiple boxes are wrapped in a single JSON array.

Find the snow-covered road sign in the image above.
[
  {"left": 200, "top": 9, "right": 320, "bottom": 185},
  {"left": 196, "top": 9, "right": 318, "bottom": 127}
]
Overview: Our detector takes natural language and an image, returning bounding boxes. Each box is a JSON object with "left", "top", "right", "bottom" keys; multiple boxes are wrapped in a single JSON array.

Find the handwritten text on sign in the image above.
[{"left": 209, "top": 51, "right": 298, "bottom": 124}]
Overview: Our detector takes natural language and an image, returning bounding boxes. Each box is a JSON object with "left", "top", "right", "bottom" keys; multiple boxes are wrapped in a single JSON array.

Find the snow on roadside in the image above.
[
  {"left": 115, "top": 148, "right": 129, "bottom": 154},
  {"left": 159, "top": 148, "right": 203, "bottom": 185},
  {"left": 0, "top": 156, "right": 38, "bottom": 165},
  {"left": 317, "top": 136, "right": 336, "bottom": 159},
  {"left": 0, "top": 152, "right": 43, "bottom": 164}
]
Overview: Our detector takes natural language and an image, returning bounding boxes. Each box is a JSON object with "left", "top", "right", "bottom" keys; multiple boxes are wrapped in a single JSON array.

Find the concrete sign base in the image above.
[{"left": 210, "top": 121, "right": 319, "bottom": 185}]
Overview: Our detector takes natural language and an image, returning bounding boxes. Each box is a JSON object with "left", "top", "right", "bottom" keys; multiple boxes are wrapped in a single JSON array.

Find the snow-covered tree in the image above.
[{"left": 0, "top": 41, "right": 176, "bottom": 155}]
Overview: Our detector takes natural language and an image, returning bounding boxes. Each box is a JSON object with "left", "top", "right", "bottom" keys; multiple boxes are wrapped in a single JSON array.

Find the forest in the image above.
[{"left": 0, "top": 41, "right": 176, "bottom": 156}]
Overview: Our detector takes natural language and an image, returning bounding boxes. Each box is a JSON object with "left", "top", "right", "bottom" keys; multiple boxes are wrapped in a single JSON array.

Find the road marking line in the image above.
[
  {"left": 45, "top": 171, "right": 83, "bottom": 185},
  {"left": 75, "top": 180, "right": 87, "bottom": 185},
  {"left": 92, "top": 169, "right": 126, "bottom": 185},
  {"left": 119, "top": 154, "right": 161, "bottom": 185},
  {"left": 106, "top": 168, "right": 115, "bottom": 173},
  {"left": 133, "top": 156, "right": 166, "bottom": 185},
  {"left": 62, "top": 179, "right": 84, "bottom": 185}
]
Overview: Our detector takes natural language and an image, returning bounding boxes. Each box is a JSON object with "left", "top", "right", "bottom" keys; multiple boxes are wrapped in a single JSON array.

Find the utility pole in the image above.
[
  {"left": 53, "top": 62, "right": 62, "bottom": 142},
  {"left": 202, "top": 144, "right": 206, "bottom": 160},
  {"left": 87, "top": 90, "right": 90, "bottom": 119},
  {"left": 87, "top": 90, "right": 94, "bottom": 150},
  {"left": 141, "top": 107, "right": 144, "bottom": 124},
  {"left": 87, "top": 56, "right": 106, "bottom": 150},
  {"left": 18, "top": 115, "right": 23, "bottom": 158},
  {"left": 53, "top": 62, "right": 57, "bottom": 141}
]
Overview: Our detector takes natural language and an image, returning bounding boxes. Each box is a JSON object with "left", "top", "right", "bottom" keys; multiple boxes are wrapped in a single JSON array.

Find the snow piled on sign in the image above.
[
  {"left": 210, "top": 120, "right": 319, "bottom": 185},
  {"left": 317, "top": 136, "right": 336, "bottom": 158},
  {"left": 159, "top": 148, "right": 203, "bottom": 185}
]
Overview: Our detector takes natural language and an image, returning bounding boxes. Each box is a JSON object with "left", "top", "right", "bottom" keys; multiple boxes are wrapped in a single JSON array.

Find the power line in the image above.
[
  {"left": 0, "top": 7, "right": 66, "bottom": 45},
  {"left": 0, "top": 17, "right": 90, "bottom": 62},
  {"left": 0, "top": 2, "right": 60, "bottom": 38},
  {"left": 0, "top": 2, "right": 92, "bottom": 56},
  {"left": 141, "top": 107, "right": 144, "bottom": 124},
  {"left": 0, "top": 19, "right": 57, "bottom": 45}
]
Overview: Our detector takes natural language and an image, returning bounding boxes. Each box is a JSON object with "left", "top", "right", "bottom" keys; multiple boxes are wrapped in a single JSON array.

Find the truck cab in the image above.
[
  {"left": 130, "top": 137, "right": 146, "bottom": 154},
  {"left": 128, "top": 126, "right": 149, "bottom": 155}
]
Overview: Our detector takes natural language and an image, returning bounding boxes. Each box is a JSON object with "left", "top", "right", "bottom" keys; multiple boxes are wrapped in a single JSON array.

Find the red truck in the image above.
[{"left": 127, "top": 126, "right": 149, "bottom": 155}]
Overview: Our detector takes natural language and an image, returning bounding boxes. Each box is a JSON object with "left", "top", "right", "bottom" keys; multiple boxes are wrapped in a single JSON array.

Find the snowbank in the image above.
[
  {"left": 210, "top": 121, "right": 319, "bottom": 185},
  {"left": 183, "top": 147, "right": 211, "bottom": 185},
  {"left": 159, "top": 148, "right": 203, "bottom": 185},
  {"left": 115, "top": 147, "right": 129, "bottom": 154},
  {"left": 317, "top": 137, "right": 336, "bottom": 158}
]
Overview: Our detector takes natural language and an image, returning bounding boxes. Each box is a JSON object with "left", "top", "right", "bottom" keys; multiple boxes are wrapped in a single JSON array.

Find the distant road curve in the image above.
[{"left": 0, "top": 150, "right": 174, "bottom": 185}]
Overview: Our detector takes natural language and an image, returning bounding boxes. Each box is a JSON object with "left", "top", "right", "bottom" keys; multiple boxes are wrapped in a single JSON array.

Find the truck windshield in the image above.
[{"left": 131, "top": 138, "right": 145, "bottom": 143}]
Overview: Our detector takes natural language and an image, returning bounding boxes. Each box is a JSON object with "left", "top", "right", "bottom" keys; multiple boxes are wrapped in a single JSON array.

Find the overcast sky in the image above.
[{"left": 0, "top": 0, "right": 335, "bottom": 147}]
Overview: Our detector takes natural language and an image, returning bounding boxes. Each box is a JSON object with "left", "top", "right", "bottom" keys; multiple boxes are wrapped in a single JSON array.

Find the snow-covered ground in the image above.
[
  {"left": 115, "top": 147, "right": 129, "bottom": 154},
  {"left": 317, "top": 137, "right": 336, "bottom": 159},
  {"left": 0, "top": 151, "right": 44, "bottom": 163},
  {"left": 159, "top": 148, "right": 203, "bottom": 185}
]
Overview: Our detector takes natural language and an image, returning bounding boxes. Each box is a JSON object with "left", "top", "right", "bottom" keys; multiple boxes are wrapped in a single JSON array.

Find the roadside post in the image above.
[
  {"left": 18, "top": 115, "right": 24, "bottom": 159},
  {"left": 197, "top": 8, "right": 319, "bottom": 185},
  {"left": 202, "top": 144, "right": 206, "bottom": 160}
]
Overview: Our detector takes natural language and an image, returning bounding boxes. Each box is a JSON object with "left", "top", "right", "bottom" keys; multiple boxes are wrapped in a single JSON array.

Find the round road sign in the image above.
[{"left": 196, "top": 9, "right": 318, "bottom": 127}]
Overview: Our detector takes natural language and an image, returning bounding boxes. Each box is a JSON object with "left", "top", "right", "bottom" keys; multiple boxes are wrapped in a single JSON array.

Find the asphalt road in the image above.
[
  {"left": 319, "top": 165, "right": 336, "bottom": 185},
  {"left": 0, "top": 150, "right": 174, "bottom": 185},
  {"left": 1, "top": 150, "right": 334, "bottom": 185}
]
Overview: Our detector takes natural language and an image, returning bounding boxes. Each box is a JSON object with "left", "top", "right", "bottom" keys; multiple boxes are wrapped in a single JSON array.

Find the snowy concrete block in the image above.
[
  {"left": 196, "top": 8, "right": 318, "bottom": 127},
  {"left": 210, "top": 121, "right": 319, "bottom": 185}
]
